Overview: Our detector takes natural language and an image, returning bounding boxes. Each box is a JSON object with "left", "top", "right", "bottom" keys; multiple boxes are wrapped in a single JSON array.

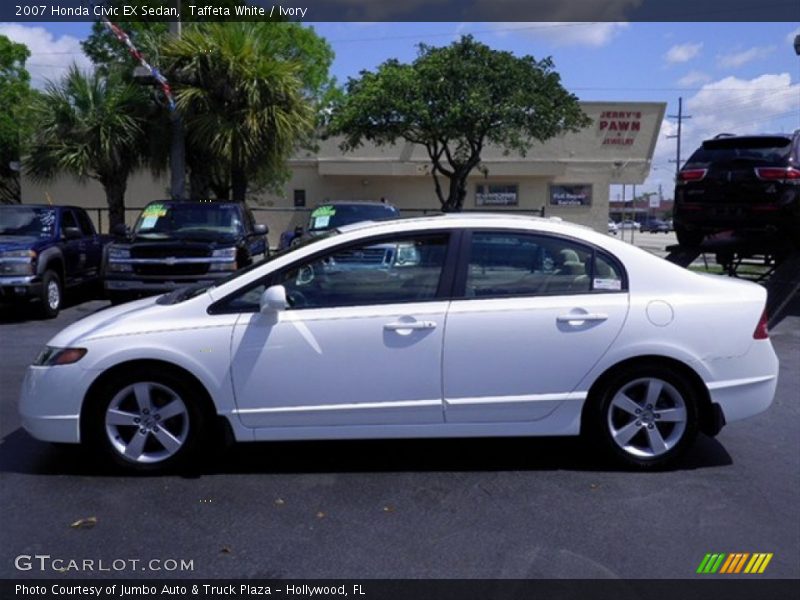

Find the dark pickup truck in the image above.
[
  {"left": 0, "top": 204, "right": 109, "bottom": 317},
  {"left": 104, "top": 200, "right": 268, "bottom": 303}
]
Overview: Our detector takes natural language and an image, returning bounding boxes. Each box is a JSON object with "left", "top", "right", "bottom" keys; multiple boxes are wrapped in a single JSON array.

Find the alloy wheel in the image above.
[{"left": 104, "top": 382, "right": 190, "bottom": 464}]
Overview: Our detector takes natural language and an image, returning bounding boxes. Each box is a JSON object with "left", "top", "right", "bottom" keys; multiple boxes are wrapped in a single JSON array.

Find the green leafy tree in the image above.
[
  {"left": 161, "top": 22, "right": 323, "bottom": 202},
  {"left": 0, "top": 35, "right": 34, "bottom": 204},
  {"left": 24, "top": 66, "right": 153, "bottom": 228},
  {"left": 328, "top": 35, "right": 592, "bottom": 211}
]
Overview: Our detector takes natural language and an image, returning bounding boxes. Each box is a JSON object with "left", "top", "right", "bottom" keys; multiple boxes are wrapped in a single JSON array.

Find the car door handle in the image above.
[
  {"left": 384, "top": 320, "right": 437, "bottom": 331},
  {"left": 557, "top": 313, "right": 608, "bottom": 323}
]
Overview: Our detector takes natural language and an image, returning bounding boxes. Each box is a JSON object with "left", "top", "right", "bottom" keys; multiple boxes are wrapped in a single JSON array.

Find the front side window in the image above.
[
  {"left": 465, "top": 232, "right": 624, "bottom": 298},
  {"left": 221, "top": 233, "right": 450, "bottom": 312}
]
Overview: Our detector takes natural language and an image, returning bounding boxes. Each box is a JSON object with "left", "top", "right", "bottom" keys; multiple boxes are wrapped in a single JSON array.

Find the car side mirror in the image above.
[
  {"left": 63, "top": 226, "right": 82, "bottom": 240},
  {"left": 254, "top": 224, "right": 268, "bottom": 235},
  {"left": 260, "top": 285, "right": 287, "bottom": 314}
]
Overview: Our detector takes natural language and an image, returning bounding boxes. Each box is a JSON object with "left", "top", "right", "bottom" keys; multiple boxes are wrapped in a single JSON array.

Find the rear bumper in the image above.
[{"left": 704, "top": 340, "right": 779, "bottom": 425}]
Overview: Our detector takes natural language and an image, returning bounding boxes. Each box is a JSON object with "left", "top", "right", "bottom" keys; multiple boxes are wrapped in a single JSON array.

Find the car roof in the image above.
[
  {"left": 314, "top": 201, "right": 398, "bottom": 209},
  {"left": 3, "top": 204, "right": 81, "bottom": 211},
  {"left": 337, "top": 212, "right": 583, "bottom": 235},
  {"left": 142, "top": 200, "right": 241, "bottom": 207}
]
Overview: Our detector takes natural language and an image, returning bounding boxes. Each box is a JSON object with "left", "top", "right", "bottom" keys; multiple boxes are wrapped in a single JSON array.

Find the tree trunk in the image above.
[
  {"left": 188, "top": 164, "right": 212, "bottom": 201},
  {"left": 231, "top": 167, "right": 247, "bottom": 203},
  {"left": 442, "top": 169, "right": 468, "bottom": 212},
  {"left": 103, "top": 178, "right": 127, "bottom": 231},
  {"left": 230, "top": 143, "right": 247, "bottom": 202}
]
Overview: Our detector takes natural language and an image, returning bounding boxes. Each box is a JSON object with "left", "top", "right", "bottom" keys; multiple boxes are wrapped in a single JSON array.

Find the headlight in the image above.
[
  {"left": 212, "top": 247, "right": 237, "bottom": 259},
  {"left": 0, "top": 249, "right": 35, "bottom": 275},
  {"left": 107, "top": 247, "right": 131, "bottom": 260},
  {"left": 210, "top": 247, "right": 237, "bottom": 271},
  {"left": 106, "top": 247, "right": 132, "bottom": 272},
  {"left": 0, "top": 249, "right": 36, "bottom": 259},
  {"left": 33, "top": 346, "right": 87, "bottom": 366}
]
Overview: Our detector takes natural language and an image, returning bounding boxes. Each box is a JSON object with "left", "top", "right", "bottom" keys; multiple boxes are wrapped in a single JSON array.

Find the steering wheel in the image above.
[{"left": 296, "top": 264, "right": 315, "bottom": 285}]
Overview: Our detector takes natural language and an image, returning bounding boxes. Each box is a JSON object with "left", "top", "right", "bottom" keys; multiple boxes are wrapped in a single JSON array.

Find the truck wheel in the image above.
[{"left": 38, "top": 270, "right": 62, "bottom": 319}]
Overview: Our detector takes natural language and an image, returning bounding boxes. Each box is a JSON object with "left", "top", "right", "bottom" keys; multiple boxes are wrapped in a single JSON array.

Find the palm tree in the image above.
[
  {"left": 162, "top": 23, "right": 314, "bottom": 202},
  {"left": 24, "top": 66, "right": 152, "bottom": 228}
]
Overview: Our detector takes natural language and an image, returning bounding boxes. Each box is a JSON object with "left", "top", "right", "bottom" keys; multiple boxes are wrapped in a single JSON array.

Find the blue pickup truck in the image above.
[{"left": 0, "top": 204, "right": 109, "bottom": 318}]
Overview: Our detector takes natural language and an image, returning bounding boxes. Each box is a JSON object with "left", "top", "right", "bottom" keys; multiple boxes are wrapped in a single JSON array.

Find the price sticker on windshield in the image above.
[{"left": 311, "top": 206, "right": 336, "bottom": 218}]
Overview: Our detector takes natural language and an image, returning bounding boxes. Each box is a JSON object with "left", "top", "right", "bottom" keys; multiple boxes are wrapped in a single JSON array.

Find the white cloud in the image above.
[
  {"left": 490, "top": 22, "right": 629, "bottom": 47},
  {"left": 677, "top": 70, "right": 711, "bottom": 87},
  {"left": 664, "top": 42, "right": 703, "bottom": 64},
  {"left": 717, "top": 45, "right": 775, "bottom": 69},
  {"left": 0, "top": 23, "right": 92, "bottom": 88},
  {"left": 647, "top": 73, "right": 800, "bottom": 194}
]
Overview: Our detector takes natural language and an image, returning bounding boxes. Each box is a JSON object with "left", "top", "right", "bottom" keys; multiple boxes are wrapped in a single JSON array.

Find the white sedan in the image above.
[{"left": 19, "top": 214, "right": 778, "bottom": 471}]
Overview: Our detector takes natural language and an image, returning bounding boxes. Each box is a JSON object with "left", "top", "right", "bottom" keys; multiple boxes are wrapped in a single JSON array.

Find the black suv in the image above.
[
  {"left": 674, "top": 131, "right": 800, "bottom": 246},
  {"left": 104, "top": 201, "right": 268, "bottom": 302}
]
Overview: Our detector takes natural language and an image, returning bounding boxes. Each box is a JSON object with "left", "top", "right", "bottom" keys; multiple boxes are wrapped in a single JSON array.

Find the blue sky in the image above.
[{"left": 2, "top": 20, "right": 799, "bottom": 198}]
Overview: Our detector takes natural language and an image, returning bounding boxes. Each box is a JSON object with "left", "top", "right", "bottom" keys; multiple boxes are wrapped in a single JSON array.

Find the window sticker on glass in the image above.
[
  {"left": 140, "top": 216, "right": 159, "bottom": 229},
  {"left": 313, "top": 215, "right": 331, "bottom": 229},
  {"left": 594, "top": 278, "right": 622, "bottom": 291},
  {"left": 311, "top": 206, "right": 336, "bottom": 218},
  {"left": 142, "top": 204, "right": 167, "bottom": 218}
]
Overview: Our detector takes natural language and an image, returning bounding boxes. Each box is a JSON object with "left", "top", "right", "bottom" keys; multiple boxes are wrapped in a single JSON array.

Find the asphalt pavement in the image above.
[{"left": 0, "top": 293, "right": 798, "bottom": 580}]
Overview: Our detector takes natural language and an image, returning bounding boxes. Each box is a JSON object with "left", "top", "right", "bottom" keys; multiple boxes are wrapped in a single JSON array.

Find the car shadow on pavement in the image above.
[
  {"left": 0, "top": 288, "right": 108, "bottom": 324},
  {"left": 0, "top": 428, "right": 733, "bottom": 477}
]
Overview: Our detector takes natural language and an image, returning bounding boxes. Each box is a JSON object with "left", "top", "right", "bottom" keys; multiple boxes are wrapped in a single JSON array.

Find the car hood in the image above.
[
  {"left": 47, "top": 295, "right": 166, "bottom": 348},
  {"left": 0, "top": 235, "right": 47, "bottom": 252}
]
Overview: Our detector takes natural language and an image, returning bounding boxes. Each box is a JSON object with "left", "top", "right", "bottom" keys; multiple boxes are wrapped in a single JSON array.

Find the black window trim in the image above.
[
  {"left": 207, "top": 228, "right": 464, "bottom": 315},
  {"left": 451, "top": 228, "right": 629, "bottom": 301}
]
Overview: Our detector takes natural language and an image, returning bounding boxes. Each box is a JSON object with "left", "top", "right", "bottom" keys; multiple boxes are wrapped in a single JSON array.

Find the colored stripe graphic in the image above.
[{"left": 698, "top": 552, "right": 772, "bottom": 574}]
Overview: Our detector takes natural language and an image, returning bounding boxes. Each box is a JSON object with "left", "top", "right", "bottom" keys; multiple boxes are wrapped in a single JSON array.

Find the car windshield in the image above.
[
  {"left": 685, "top": 137, "right": 792, "bottom": 168},
  {"left": 0, "top": 207, "right": 57, "bottom": 238},
  {"left": 308, "top": 204, "right": 399, "bottom": 232},
  {"left": 134, "top": 203, "right": 242, "bottom": 238}
]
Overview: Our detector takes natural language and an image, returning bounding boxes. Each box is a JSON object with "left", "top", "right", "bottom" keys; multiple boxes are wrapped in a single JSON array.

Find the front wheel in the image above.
[
  {"left": 84, "top": 368, "right": 207, "bottom": 472},
  {"left": 38, "top": 270, "right": 62, "bottom": 319},
  {"left": 586, "top": 364, "right": 699, "bottom": 469}
]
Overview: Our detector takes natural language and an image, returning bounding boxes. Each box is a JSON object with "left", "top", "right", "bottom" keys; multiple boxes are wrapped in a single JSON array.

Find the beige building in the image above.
[{"left": 22, "top": 101, "right": 665, "bottom": 245}]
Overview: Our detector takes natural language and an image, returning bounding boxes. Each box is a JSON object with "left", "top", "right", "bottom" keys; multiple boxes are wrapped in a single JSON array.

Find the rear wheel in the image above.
[
  {"left": 37, "top": 270, "right": 62, "bottom": 319},
  {"left": 85, "top": 368, "right": 208, "bottom": 472},
  {"left": 586, "top": 364, "right": 699, "bottom": 469}
]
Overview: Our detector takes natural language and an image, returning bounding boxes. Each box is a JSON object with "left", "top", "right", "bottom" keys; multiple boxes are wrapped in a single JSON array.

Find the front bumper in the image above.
[
  {"left": 18, "top": 363, "right": 98, "bottom": 444},
  {"left": 105, "top": 273, "right": 227, "bottom": 294},
  {"left": 0, "top": 275, "right": 42, "bottom": 300}
]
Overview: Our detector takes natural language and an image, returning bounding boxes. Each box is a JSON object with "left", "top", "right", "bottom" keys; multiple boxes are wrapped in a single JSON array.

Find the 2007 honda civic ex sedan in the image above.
[{"left": 19, "top": 214, "right": 778, "bottom": 471}]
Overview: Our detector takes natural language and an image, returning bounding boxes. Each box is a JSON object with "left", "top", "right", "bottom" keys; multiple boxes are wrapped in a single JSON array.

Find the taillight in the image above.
[
  {"left": 678, "top": 168, "right": 707, "bottom": 182},
  {"left": 754, "top": 167, "right": 800, "bottom": 182},
  {"left": 753, "top": 309, "right": 769, "bottom": 340}
]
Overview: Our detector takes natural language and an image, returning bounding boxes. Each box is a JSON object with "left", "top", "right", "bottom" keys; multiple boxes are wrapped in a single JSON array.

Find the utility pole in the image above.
[
  {"left": 169, "top": 2, "right": 186, "bottom": 200},
  {"left": 667, "top": 97, "right": 692, "bottom": 177}
]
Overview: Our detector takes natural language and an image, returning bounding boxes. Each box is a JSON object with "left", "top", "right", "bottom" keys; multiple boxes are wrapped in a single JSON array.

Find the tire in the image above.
[
  {"left": 84, "top": 367, "right": 208, "bottom": 473},
  {"left": 675, "top": 224, "right": 704, "bottom": 247},
  {"left": 38, "top": 270, "right": 62, "bottom": 319},
  {"left": 585, "top": 363, "right": 699, "bottom": 469}
]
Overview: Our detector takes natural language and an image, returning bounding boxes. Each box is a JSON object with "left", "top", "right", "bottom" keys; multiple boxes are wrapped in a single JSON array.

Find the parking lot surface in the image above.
[{"left": 1, "top": 294, "right": 798, "bottom": 580}]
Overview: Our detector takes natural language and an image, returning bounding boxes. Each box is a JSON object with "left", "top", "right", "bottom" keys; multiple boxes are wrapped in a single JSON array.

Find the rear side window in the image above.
[
  {"left": 685, "top": 137, "right": 792, "bottom": 168},
  {"left": 464, "top": 232, "right": 626, "bottom": 298}
]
